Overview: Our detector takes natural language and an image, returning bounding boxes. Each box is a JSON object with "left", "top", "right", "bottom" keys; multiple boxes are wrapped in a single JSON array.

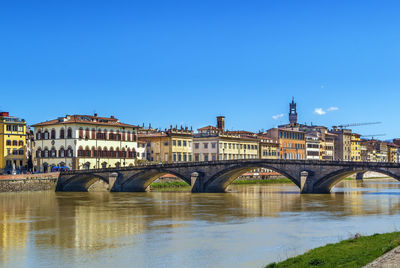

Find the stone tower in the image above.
[
  {"left": 216, "top": 116, "right": 225, "bottom": 132},
  {"left": 289, "top": 97, "right": 298, "bottom": 125}
]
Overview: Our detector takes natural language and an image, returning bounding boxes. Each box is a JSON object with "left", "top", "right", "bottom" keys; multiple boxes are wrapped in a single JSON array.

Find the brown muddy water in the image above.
[{"left": 1, "top": 179, "right": 400, "bottom": 267}]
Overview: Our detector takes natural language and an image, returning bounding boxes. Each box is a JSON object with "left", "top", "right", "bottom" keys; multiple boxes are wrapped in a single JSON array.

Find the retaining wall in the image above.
[{"left": 0, "top": 173, "right": 59, "bottom": 192}]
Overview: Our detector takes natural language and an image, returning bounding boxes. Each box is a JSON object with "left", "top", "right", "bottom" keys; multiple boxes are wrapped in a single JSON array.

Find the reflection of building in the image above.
[
  {"left": 32, "top": 114, "right": 139, "bottom": 171},
  {"left": 0, "top": 112, "right": 27, "bottom": 174},
  {"left": 139, "top": 126, "right": 193, "bottom": 163}
]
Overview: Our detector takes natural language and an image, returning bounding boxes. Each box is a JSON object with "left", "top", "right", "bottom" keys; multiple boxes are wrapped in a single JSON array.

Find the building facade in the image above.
[
  {"left": 32, "top": 114, "right": 140, "bottom": 171},
  {"left": 330, "top": 128, "right": 352, "bottom": 161},
  {"left": 0, "top": 112, "right": 27, "bottom": 174},
  {"left": 305, "top": 133, "right": 321, "bottom": 160},
  {"left": 139, "top": 126, "right": 193, "bottom": 163},
  {"left": 265, "top": 128, "right": 306, "bottom": 160},
  {"left": 350, "top": 133, "right": 361, "bottom": 161}
]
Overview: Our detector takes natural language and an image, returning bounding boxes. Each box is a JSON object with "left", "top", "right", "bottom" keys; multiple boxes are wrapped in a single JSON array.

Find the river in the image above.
[{"left": 1, "top": 179, "right": 400, "bottom": 268}]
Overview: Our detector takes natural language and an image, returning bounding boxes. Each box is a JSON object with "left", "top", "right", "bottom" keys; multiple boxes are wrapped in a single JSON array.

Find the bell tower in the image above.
[{"left": 289, "top": 97, "right": 298, "bottom": 125}]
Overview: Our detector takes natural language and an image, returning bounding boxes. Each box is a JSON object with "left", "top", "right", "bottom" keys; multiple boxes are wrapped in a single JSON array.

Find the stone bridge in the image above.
[{"left": 56, "top": 160, "right": 400, "bottom": 194}]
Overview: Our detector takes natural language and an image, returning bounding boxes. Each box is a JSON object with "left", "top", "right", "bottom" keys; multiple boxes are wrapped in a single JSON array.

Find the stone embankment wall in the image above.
[{"left": 0, "top": 173, "right": 59, "bottom": 192}]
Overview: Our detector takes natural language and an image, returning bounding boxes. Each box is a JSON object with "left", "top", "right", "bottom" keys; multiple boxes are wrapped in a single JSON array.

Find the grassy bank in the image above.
[
  {"left": 150, "top": 181, "right": 191, "bottom": 191},
  {"left": 231, "top": 178, "right": 292, "bottom": 185},
  {"left": 266, "top": 232, "right": 400, "bottom": 268}
]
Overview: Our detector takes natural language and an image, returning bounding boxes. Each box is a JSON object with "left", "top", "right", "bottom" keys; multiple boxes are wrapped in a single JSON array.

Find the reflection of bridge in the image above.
[{"left": 56, "top": 160, "right": 400, "bottom": 194}]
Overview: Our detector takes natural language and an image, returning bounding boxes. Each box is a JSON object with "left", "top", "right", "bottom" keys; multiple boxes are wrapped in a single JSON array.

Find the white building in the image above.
[
  {"left": 32, "top": 114, "right": 140, "bottom": 172},
  {"left": 305, "top": 133, "right": 320, "bottom": 160}
]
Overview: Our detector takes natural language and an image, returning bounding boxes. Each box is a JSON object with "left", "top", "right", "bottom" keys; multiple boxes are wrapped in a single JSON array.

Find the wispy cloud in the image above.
[
  {"left": 327, "top": 107, "right": 339, "bottom": 112},
  {"left": 314, "top": 106, "right": 339, "bottom": 115},
  {"left": 314, "top": 108, "right": 326, "bottom": 115},
  {"left": 272, "top": 113, "right": 284, "bottom": 120}
]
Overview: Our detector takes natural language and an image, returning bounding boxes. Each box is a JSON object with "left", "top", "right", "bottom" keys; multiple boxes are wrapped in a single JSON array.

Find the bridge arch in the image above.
[
  {"left": 313, "top": 168, "right": 400, "bottom": 193},
  {"left": 60, "top": 173, "right": 111, "bottom": 192},
  {"left": 120, "top": 168, "right": 191, "bottom": 192},
  {"left": 203, "top": 163, "right": 300, "bottom": 193}
]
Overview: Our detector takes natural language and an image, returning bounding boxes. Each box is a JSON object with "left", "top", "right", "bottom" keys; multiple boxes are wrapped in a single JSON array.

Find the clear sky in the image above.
[{"left": 1, "top": 0, "right": 399, "bottom": 138}]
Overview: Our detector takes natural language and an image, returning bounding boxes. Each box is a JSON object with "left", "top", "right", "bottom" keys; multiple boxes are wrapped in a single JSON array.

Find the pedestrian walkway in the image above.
[{"left": 365, "top": 246, "right": 400, "bottom": 267}]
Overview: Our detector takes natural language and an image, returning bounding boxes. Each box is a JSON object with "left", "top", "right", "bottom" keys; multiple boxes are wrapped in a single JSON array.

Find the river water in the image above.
[{"left": 1, "top": 179, "right": 400, "bottom": 268}]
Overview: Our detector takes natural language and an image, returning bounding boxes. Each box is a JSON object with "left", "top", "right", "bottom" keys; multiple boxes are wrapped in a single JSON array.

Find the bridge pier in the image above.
[{"left": 356, "top": 172, "right": 365, "bottom": 181}]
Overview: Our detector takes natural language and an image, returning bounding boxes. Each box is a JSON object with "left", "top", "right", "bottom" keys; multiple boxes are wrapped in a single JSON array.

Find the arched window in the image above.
[
  {"left": 67, "top": 147, "right": 73, "bottom": 157},
  {"left": 59, "top": 147, "right": 65, "bottom": 158},
  {"left": 44, "top": 130, "right": 49, "bottom": 140},
  {"left": 36, "top": 131, "right": 42, "bottom": 140},
  {"left": 50, "top": 147, "right": 56, "bottom": 158},
  {"left": 103, "top": 147, "right": 108, "bottom": 157},
  {"left": 60, "top": 129, "right": 65, "bottom": 139},
  {"left": 133, "top": 133, "right": 137, "bottom": 142},
  {"left": 67, "top": 128, "right": 72, "bottom": 138},
  {"left": 110, "top": 147, "right": 115, "bottom": 158},
  {"left": 36, "top": 148, "right": 41, "bottom": 158},
  {"left": 79, "top": 128, "right": 84, "bottom": 139},
  {"left": 91, "top": 129, "right": 96, "bottom": 139},
  {"left": 91, "top": 147, "right": 96, "bottom": 157},
  {"left": 97, "top": 147, "right": 102, "bottom": 158},
  {"left": 85, "top": 128, "right": 90, "bottom": 139},
  {"left": 78, "top": 146, "right": 84, "bottom": 157},
  {"left": 85, "top": 146, "right": 90, "bottom": 157},
  {"left": 19, "top": 141, "right": 23, "bottom": 146},
  {"left": 116, "top": 130, "right": 120, "bottom": 141},
  {"left": 121, "top": 148, "right": 126, "bottom": 158},
  {"left": 115, "top": 147, "right": 120, "bottom": 158},
  {"left": 127, "top": 131, "right": 131, "bottom": 141},
  {"left": 12, "top": 140, "right": 17, "bottom": 146},
  {"left": 51, "top": 129, "right": 56, "bottom": 139},
  {"left": 122, "top": 131, "right": 126, "bottom": 141},
  {"left": 19, "top": 149, "right": 24, "bottom": 155},
  {"left": 109, "top": 130, "right": 114, "bottom": 140},
  {"left": 44, "top": 148, "right": 49, "bottom": 158}
]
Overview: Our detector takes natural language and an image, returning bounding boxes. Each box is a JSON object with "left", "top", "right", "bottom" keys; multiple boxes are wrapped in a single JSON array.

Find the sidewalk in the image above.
[{"left": 365, "top": 246, "right": 400, "bottom": 267}]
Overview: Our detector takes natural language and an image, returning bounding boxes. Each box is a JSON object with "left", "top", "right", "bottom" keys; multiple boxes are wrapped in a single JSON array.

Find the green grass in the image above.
[
  {"left": 149, "top": 181, "right": 191, "bottom": 191},
  {"left": 231, "top": 178, "right": 293, "bottom": 185},
  {"left": 266, "top": 232, "right": 400, "bottom": 268}
]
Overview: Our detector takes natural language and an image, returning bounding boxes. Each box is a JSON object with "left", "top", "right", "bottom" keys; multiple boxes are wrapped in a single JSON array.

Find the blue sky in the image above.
[{"left": 0, "top": 0, "right": 399, "bottom": 138}]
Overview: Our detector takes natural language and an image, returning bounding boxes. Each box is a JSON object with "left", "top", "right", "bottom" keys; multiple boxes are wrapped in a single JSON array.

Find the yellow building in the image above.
[
  {"left": 257, "top": 135, "right": 279, "bottom": 159},
  {"left": 0, "top": 112, "right": 27, "bottom": 174},
  {"left": 387, "top": 143, "right": 398, "bottom": 163},
  {"left": 350, "top": 133, "right": 361, "bottom": 161},
  {"left": 139, "top": 126, "right": 193, "bottom": 163}
]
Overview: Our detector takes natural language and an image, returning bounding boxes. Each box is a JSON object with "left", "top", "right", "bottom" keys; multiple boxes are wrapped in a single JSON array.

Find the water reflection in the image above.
[{"left": 1, "top": 179, "right": 400, "bottom": 267}]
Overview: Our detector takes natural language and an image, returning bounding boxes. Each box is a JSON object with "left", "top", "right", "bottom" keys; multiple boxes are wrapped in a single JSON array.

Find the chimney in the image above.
[
  {"left": 217, "top": 116, "right": 225, "bottom": 132},
  {"left": 110, "top": 115, "right": 114, "bottom": 119},
  {"left": 94, "top": 113, "right": 98, "bottom": 117}
]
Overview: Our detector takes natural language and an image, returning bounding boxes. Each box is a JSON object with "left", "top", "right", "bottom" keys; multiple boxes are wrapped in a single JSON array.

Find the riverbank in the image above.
[
  {"left": 0, "top": 173, "right": 59, "bottom": 192},
  {"left": 266, "top": 232, "right": 400, "bottom": 267}
]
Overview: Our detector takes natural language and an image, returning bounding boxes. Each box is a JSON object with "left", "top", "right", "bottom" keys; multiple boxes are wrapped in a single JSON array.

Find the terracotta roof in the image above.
[
  {"left": 225, "top": 130, "right": 255, "bottom": 135},
  {"left": 138, "top": 133, "right": 167, "bottom": 138},
  {"left": 32, "top": 115, "right": 138, "bottom": 128},
  {"left": 198, "top": 125, "right": 220, "bottom": 131}
]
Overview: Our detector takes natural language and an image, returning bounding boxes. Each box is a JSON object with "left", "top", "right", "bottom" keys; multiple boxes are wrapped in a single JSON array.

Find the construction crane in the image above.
[
  {"left": 361, "top": 134, "right": 386, "bottom": 139},
  {"left": 333, "top": 122, "right": 382, "bottom": 129}
]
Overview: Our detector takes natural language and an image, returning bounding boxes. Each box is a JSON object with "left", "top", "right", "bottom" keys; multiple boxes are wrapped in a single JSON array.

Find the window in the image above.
[
  {"left": 173, "top": 153, "right": 177, "bottom": 162},
  {"left": 6, "top": 125, "right": 11, "bottom": 131},
  {"left": 67, "top": 128, "right": 72, "bottom": 138},
  {"left": 6, "top": 140, "right": 11, "bottom": 146},
  {"left": 204, "top": 154, "right": 209, "bottom": 161},
  {"left": 44, "top": 131, "right": 49, "bottom": 139},
  {"left": 60, "top": 129, "right": 65, "bottom": 139},
  {"left": 204, "top": 143, "right": 208, "bottom": 149},
  {"left": 183, "top": 140, "right": 187, "bottom": 147},
  {"left": 19, "top": 141, "right": 23, "bottom": 146},
  {"left": 19, "top": 149, "right": 24, "bottom": 155},
  {"left": 79, "top": 128, "right": 84, "bottom": 139},
  {"left": 212, "top": 143, "right": 216, "bottom": 149},
  {"left": 51, "top": 129, "right": 56, "bottom": 139},
  {"left": 173, "top": 140, "right": 177, "bottom": 146},
  {"left": 194, "top": 143, "right": 199, "bottom": 149},
  {"left": 36, "top": 131, "right": 41, "bottom": 140},
  {"left": 12, "top": 125, "right": 17, "bottom": 131},
  {"left": 178, "top": 140, "right": 182, "bottom": 146},
  {"left": 12, "top": 140, "right": 17, "bottom": 146},
  {"left": 164, "top": 141, "right": 169, "bottom": 146}
]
